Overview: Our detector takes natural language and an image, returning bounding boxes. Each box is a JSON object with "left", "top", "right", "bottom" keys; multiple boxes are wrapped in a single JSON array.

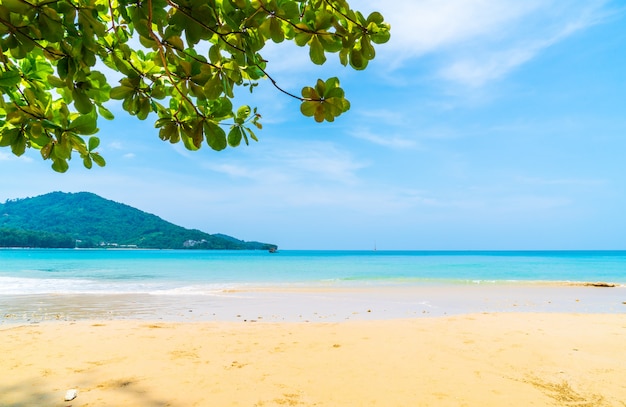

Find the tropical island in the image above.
[{"left": 0, "top": 191, "right": 277, "bottom": 250}]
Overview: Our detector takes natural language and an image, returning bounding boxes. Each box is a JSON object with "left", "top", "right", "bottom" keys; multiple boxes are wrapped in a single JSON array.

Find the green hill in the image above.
[{"left": 0, "top": 192, "right": 277, "bottom": 250}]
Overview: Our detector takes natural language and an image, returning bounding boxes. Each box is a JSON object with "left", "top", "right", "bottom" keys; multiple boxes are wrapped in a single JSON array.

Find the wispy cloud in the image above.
[
  {"left": 349, "top": 127, "right": 419, "bottom": 150},
  {"left": 283, "top": 146, "right": 368, "bottom": 184},
  {"left": 107, "top": 142, "right": 124, "bottom": 150},
  {"left": 356, "top": 109, "right": 405, "bottom": 125},
  {"left": 370, "top": 0, "right": 544, "bottom": 62},
  {"left": 515, "top": 176, "right": 608, "bottom": 187},
  {"left": 203, "top": 141, "right": 368, "bottom": 185},
  {"left": 0, "top": 151, "right": 33, "bottom": 163},
  {"left": 439, "top": 1, "right": 615, "bottom": 86},
  {"left": 363, "top": 0, "right": 617, "bottom": 86}
]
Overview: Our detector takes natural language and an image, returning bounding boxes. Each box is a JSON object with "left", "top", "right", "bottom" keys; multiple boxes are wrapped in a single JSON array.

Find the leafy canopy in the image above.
[{"left": 0, "top": 0, "right": 390, "bottom": 172}]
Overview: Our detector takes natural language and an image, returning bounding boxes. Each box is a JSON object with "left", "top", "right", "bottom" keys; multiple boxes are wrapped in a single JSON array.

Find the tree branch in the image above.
[{"left": 147, "top": 0, "right": 201, "bottom": 117}]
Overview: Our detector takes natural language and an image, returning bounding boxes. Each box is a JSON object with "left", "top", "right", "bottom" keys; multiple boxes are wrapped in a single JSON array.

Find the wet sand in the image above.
[
  {"left": 2, "top": 283, "right": 625, "bottom": 323},
  {"left": 1, "top": 313, "right": 626, "bottom": 406}
]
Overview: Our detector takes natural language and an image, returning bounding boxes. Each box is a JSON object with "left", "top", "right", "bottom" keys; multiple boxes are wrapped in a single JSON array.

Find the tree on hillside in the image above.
[{"left": 0, "top": 0, "right": 390, "bottom": 172}]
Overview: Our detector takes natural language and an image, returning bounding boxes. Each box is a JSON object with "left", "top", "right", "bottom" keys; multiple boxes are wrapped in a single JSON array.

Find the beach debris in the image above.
[
  {"left": 64, "top": 389, "right": 78, "bottom": 401},
  {"left": 583, "top": 282, "right": 616, "bottom": 287}
]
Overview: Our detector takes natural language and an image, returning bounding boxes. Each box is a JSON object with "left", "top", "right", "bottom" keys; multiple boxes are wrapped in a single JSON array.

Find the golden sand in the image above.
[{"left": 1, "top": 313, "right": 625, "bottom": 406}]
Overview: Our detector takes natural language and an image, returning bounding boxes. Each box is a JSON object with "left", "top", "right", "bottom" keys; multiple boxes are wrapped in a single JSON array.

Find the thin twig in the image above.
[
  {"left": 0, "top": 17, "right": 66, "bottom": 58},
  {"left": 147, "top": 0, "right": 201, "bottom": 117},
  {"left": 165, "top": 0, "right": 252, "bottom": 55}
]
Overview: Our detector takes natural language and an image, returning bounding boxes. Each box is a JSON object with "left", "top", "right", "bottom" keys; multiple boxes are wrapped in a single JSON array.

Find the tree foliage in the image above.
[
  {"left": 0, "top": 0, "right": 390, "bottom": 171},
  {"left": 0, "top": 227, "right": 75, "bottom": 247},
  {"left": 0, "top": 191, "right": 278, "bottom": 249}
]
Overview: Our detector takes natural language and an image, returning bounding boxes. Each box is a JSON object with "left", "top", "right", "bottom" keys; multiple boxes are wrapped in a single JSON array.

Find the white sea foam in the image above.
[
  {"left": 147, "top": 284, "right": 238, "bottom": 296},
  {"left": 0, "top": 276, "right": 233, "bottom": 296}
]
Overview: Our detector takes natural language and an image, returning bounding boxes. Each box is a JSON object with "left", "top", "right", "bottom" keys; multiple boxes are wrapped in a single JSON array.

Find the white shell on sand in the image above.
[{"left": 64, "top": 389, "right": 78, "bottom": 401}]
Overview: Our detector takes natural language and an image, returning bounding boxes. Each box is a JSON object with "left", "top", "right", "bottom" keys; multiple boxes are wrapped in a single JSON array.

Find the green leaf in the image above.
[
  {"left": 69, "top": 114, "right": 98, "bottom": 135},
  {"left": 301, "top": 86, "right": 320, "bottom": 100},
  {"left": 313, "top": 103, "right": 325, "bottom": 123},
  {"left": 72, "top": 88, "right": 94, "bottom": 114},
  {"left": 237, "top": 105, "right": 251, "bottom": 120},
  {"left": 110, "top": 86, "right": 134, "bottom": 100},
  {"left": 204, "top": 121, "right": 227, "bottom": 151},
  {"left": 228, "top": 126, "right": 242, "bottom": 147},
  {"left": 46, "top": 75, "right": 66, "bottom": 88},
  {"left": 0, "top": 128, "right": 19, "bottom": 147},
  {"left": 323, "top": 77, "right": 340, "bottom": 93},
  {"left": 158, "top": 122, "right": 178, "bottom": 142},
  {"left": 2, "top": 0, "right": 32, "bottom": 15},
  {"left": 367, "top": 12, "right": 385, "bottom": 24},
  {"left": 0, "top": 70, "right": 21, "bottom": 87},
  {"left": 314, "top": 78, "right": 327, "bottom": 96},
  {"left": 294, "top": 31, "right": 312, "bottom": 47},
  {"left": 280, "top": 1, "right": 300, "bottom": 19},
  {"left": 349, "top": 48, "right": 367, "bottom": 70},
  {"left": 269, "top": 17, "right": 284, "bottom": 43},
  {"left": 209, "top": 46, "right": 221, "bottom": 64},
  {"left": 53, "top": 136, "right": 72, "bottom": 159},
  {"left": 245, "top": 126, "right": 258, "bottom": 143},
  {"left": 300, "top": 100, "right": 318, "bottom": 117},
  {"left": 309, "top": 36, "right": 326, "bottom": 65},
  {"left": 370, "top": 29, "right": 391, "bottom": 45},
  {"left": 98, "top": 105, "right": 115, "bottom": 120},
  {"left": 40, "top": 142, "right": 53, "bottom": 159},
  {"left": 10, "top": 133, "right": 26, "bottom": 156},
  {"left": 92, "top": 153, "right": 106, "bottom": 167},
  {"left": 203, "top": 75, "right": 223, "bottom": 100},
  {"left": 51, "top": 158, "right": 69, "bottom": 173},
  {"left": 319, "top": 35, "right": 343, "bottom": 53},
  {"left": 136, "top": 97, "right": 151, "bottom": 120},
  {"left": 181, "top": 131, "right": 198, "bottom": 151},
  {"left": 165, "top": 35, "right": 184, "bottom": 50},
  {"left": 88, "top": 136, "right": 100, "bottom": 151},
  {"left": 324, "top": 88, "right": 343, "bottom": 100},
  {"left": 361, "top": 36, "right": 375, "bottom": 60}
]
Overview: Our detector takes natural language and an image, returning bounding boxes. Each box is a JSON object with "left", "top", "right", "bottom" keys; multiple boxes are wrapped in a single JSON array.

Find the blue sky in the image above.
[{"left": 2, "top": 0, "right": 625, "bottom": 250}]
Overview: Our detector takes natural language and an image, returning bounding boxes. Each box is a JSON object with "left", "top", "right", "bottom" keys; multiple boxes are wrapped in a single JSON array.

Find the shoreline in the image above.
[
  {"left": 3, "top": 283, "right": 625, "bottom": 324},
  {"left": 2, "top": 313, "right": 625, "bottom": 406}
]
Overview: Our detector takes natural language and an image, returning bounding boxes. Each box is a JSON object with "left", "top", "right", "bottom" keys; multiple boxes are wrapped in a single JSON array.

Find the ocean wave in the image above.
[{"left": 0, "top": 276, "right": 235, "bottom": 296}]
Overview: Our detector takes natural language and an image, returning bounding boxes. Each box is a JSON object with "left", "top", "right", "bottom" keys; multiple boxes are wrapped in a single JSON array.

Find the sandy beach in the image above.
[{"left": 2, "top": 312, "right": 626, "bottom": 406}]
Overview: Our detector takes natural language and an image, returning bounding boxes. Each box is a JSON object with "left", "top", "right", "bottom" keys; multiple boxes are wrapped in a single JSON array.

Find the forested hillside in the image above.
[{"left": 0, "top": 192, "right": 276, "bottom": 250}]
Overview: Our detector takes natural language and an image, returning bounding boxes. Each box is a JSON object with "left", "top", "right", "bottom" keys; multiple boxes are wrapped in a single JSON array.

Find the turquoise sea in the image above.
[
  {"left": 1, "top": 250, "right": 625, "bottom": 322},
  {"left": 1, "top": 249, "right": 625, "bottom": 295}
]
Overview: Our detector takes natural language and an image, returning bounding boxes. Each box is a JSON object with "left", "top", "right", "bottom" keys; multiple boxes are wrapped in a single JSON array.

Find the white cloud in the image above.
[
  {"left": 350, "top": 128, "right": 419, "bottom": 150},
  {"left": 203, "top": 141, "right": 367, "bottom": 185},
  {"left": 369, "top": 0, "right": 543, "bottom": 61},
  {"left": 204, "top": 162, "right": 292, "bottom": 184},
  {"left": 280, "top": 143, "right": 368, "bottom": 184},
  {"left": 358, "top": 0, "right": 616, "bottom": 86},
  {"left": 0, "top": 151, "right": 33, "bottom": 163},
  {"left": 108, "top": 142, "right": 124, "bottom": 150},
  {"left": 515, "top": 176, "right": 607, "bottom": 187},
  {"left": 439, "top": 1, "right": 614, "bottom": 86},
  {"left": 356, "top": 109, "right": 405, "bottom": 125}
]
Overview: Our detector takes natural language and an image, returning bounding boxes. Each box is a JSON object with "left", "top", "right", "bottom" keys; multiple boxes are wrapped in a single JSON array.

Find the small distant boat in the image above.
[{"left": 268, "top": 247, "right": 277, "bottom": 253}]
